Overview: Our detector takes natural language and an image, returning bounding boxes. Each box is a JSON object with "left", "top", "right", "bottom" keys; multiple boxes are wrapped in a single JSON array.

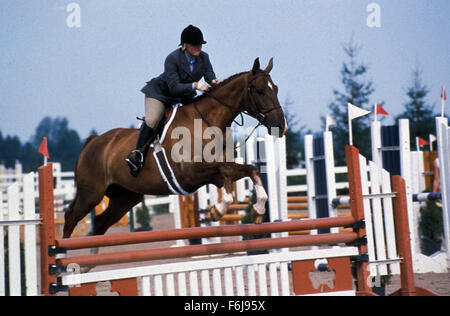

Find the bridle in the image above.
[{"left": 193, "top": 72, "right": 282, "bottom": 128}]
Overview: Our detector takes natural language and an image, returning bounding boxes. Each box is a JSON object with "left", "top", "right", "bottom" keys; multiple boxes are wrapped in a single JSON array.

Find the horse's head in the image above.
[{"left": 245, "top": 58, "right": 288, "bottom": 137}]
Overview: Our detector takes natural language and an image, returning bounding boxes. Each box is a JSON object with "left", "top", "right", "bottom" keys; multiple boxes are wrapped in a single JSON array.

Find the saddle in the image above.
[{"left": 137, "top": 107, "right": 174, "bottom": 144}]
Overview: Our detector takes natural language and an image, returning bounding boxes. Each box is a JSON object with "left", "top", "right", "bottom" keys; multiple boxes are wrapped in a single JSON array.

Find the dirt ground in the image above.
[{"left": 55, "top": 213, "right": 450, "bottom": 296}]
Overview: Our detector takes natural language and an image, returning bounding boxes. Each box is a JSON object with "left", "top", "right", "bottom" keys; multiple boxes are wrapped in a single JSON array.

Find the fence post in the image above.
[
  {"left": 345, "top": 145, "right": 372, "bottom": 295},
  {"left": 436, "top": 117, "right": 450, "bottom": 258},
  {"left": 391, "top": 175, "right": 416, "bottom": 295},
  {"left": 38, "top": 163, "right": 57, "bottom": 296}
]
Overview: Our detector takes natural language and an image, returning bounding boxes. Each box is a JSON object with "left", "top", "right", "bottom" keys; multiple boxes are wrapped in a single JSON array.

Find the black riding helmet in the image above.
[{"left": 180, "top": 25, "right": 207, "bottom": 45}]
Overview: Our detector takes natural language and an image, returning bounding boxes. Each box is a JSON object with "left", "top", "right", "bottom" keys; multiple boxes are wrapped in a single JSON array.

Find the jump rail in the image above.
[{"left": 38, "top": 146, "right": 438, "bottom": 296}]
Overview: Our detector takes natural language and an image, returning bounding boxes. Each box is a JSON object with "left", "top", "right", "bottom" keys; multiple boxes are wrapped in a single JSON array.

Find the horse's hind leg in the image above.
[
  {"left": 63, "top": 185, "right": 105, "bottom": 238},
  {"left": 92, "top": 189, "right": 143, "bottom": 236}
]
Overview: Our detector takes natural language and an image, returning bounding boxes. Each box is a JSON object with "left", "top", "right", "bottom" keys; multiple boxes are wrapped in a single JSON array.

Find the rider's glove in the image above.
[{"left": 194, "top": 81, "right": 211, "bottom": 92}]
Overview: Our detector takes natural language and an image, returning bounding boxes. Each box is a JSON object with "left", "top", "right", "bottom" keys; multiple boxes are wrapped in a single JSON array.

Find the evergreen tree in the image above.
[
  {"left": 396, "top": 65, "right": 436, "bottom": 149},
  {"left": 31, "top": 117, "right": 83, "bottom": 171},
  {"left": 1, "top": 117, "right": 84, "bottom": 172},
  {"left": 0, "top": 133, "right": 22, "bottom": 168},
  {"left": 326, "top": 39, "right": 375, "bottom": 164}
]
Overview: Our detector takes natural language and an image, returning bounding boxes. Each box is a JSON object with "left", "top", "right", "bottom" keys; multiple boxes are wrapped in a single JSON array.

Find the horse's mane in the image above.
[{"left": 194, "top": 71, "right": 249, "bottom": 102}]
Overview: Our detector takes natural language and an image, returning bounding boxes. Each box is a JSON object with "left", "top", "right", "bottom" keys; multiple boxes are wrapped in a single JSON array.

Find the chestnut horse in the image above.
[{"left": 63, "top": 58, "right": 287, "bottom": 238}]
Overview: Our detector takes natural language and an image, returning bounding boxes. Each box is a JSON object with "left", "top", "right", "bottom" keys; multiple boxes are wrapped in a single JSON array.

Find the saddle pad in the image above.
[{"left": 152, "top": 104, "right": 192, "bottom": 196}]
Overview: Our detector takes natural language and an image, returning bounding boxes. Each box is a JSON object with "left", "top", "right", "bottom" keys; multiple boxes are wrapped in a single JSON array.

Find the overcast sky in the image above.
[{"left": 1, "top": 0, "right": 449, "bottom": 142}]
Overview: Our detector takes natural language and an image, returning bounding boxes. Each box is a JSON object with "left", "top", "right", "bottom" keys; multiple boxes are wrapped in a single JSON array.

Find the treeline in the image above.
[
  {"left": 0, "top": 117, "right": 90, "bottom": 172},
  {"left": 288, "top": 38, "right": 444, "bottom": 166}
]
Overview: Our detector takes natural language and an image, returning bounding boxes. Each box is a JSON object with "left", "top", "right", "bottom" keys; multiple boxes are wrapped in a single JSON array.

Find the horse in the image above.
[{"left": 63, "top": 58, "right": 287, "bottom": 238}]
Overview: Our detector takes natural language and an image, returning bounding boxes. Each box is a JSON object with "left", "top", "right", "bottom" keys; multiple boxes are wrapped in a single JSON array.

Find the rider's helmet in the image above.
[{"left": 180, "top": 25, "right": 207, "bottom": 46}]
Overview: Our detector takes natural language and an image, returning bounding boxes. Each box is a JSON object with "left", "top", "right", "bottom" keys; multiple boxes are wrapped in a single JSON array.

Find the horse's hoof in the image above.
[
  {"left": 209, "top": 206, "right": 223, "bottom": 222},
  {"left": 251, "top": 207, "right": 264, "bottom": 224}
]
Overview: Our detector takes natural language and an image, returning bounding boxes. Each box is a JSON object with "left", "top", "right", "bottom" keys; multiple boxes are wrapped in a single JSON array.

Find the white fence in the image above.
[
  {"left": 0, "top": 173, "right": 39, "bottom": 296},
  {"left": 372, "top": 118, "right": 450, "bottom": 270}
]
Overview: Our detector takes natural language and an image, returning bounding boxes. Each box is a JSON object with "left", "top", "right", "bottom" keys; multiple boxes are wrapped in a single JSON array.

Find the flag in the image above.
[
  {"left": 429, "top": 134, "right": 436, "bottom": 151},
  {"left": 348, "top": 103, "right": 371, "bottom": 120},
  {"left": 325, "top": 115, "right": 336, "bottom": 131},
  {"left": 429, "top": 134, "right": 436, "bottom": 143},
  {"left": 348, "top": 103, "right": 371, "bottom": 145},
  {"left": 417, "top": 137, "right": 429, "bottom": 147},
  {"left": 38, "top": 137, "right": 50, "bottom": 159},
  {"left": 376, "top": 104, "right": 389, "bottom": 115},
  {"left": 441, "top": 86, "right": 447, "bottom": 101}
]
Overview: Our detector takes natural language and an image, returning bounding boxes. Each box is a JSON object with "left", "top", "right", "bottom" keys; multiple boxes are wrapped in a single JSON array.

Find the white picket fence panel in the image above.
[
  {"left": 61, "top": 247, "right": 359, "bottom": 296},
  {"left": 436, "top": 117, "right": 450, "bottom": 258},
  {"left": 0, "top": 173, "right": 39, "bottom": 296}
]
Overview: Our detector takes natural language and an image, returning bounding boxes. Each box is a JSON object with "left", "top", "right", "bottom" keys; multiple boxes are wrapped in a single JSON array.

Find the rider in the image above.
[{"left": 126, "top": 25, "right": 220, "bottom": 176}]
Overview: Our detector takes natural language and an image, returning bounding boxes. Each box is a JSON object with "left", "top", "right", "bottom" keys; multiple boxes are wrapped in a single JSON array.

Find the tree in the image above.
[
  {"left": 0, "top": 132, "right": 22, "bottom": 168},
  {"left": 31, "top": 117, "right": 83, "bottom": 171},
  {"left": 396, "top": 64, "right": 436, "bottom": 149},
  {"left": 326, "top": 39, "right": 375, "bottom": 164},
  {"left": 0, "top": 117, "right": 84, "bottom": 172}
]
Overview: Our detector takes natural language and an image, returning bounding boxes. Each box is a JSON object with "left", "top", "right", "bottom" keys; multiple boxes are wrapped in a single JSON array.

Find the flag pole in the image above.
[
  {"left": 416, "top": 137, "right": 419, "bottom": 151},
  {"left": 374, "top": 103, "right": 377, "bottom": 122},
  {"left": 348, "top": 112, "right": 353, "bottom": 146},
  {"left": 442, "top": 86, "right": 446, "bottom": 118}
]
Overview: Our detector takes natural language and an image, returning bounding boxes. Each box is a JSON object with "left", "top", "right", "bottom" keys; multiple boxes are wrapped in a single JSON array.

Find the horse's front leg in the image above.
[
  {"left": 209, "top": 171, "right": 234, "bottom": 222},
  {"left": 250, "top": 171, "right": 268, "bottom": 224},
  {"left": 209, "top": 163, "right": 268, "bottom": 224}
]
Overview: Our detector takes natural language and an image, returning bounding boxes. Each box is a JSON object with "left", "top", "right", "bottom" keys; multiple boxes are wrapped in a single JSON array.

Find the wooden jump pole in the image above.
[
  {"left": 57, "top": 216, "right": 356, "bottom": 250},
  {"left": 57, "top": 232, "right": 358, "bottom": 268}
]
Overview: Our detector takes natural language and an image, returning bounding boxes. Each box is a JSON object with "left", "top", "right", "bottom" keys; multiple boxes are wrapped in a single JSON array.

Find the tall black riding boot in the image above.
[{"left": 125, "top": 123, "right": 155, "bottom": 177}]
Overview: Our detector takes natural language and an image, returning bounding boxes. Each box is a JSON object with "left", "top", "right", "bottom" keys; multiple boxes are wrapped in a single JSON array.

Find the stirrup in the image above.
[
  {"left": 131, "top": 150, "right": 144, "bottom": 163},
  {"left": 125, "top": 150, "right": 144, "bottom": 172}
]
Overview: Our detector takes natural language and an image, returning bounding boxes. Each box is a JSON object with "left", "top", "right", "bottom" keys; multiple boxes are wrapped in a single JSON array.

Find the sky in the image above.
[{"left": 1, "top": 0, "right": 449, "bottom": 143}]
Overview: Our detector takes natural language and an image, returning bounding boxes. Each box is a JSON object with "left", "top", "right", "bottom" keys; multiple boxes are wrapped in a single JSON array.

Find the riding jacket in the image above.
[{"left": 141, "top": 48, "right": 217, "bottom": 106}]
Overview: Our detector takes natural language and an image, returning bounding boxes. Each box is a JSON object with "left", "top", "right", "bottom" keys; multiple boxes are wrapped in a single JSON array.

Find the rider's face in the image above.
[{"left": 186, "top": 44, "right": 202, "bottom": 57}]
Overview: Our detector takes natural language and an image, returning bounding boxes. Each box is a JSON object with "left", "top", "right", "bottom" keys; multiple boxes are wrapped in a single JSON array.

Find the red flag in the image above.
[
  {"left": 38, "top": 137, "right": 50, "bottom": 159},
  {"left": 417, "top": 137, "right": 429, "bottom": 147},
  {"left": 376, "top": 104, "right": 389, "bottom": 115},
  {"left": 441, "top": 86, "right": 447, "bottom": 101}
]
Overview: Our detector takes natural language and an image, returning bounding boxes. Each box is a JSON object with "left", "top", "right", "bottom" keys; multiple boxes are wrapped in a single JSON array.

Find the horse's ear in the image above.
[
  {"left": 252, "top": 58, "right": 260, "bottom": 75},
  {"left": 264, "top": 57, "right": 274, "bottom": 73}
]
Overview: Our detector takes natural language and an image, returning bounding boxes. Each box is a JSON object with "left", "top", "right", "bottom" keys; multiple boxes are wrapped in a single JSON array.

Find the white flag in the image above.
[
  {"left": 429, "top": 134, "right": 437, "bottom": 151},
  {"left": 325, "top": 115, "right": 336, "bottom": 131},
  {"left": 429, "top": 134, "right": 436, "bottom": 143},
  {"left": 348, "top": 103, "right": 371, "bottom": 145},
  {"left": 348, "top": 103, "right": 371, "bottom": 120}
]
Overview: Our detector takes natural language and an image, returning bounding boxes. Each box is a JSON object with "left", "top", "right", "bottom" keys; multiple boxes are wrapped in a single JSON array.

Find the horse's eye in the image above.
[{"left": 257, "top": 89, "right": 265, "bottom": 96}]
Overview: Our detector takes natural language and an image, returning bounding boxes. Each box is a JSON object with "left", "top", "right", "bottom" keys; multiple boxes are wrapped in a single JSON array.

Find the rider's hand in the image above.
[
  {"left": 212, "top": 79, "right": 221, "bottom": 85},
  {"left": 194, "top": 81, "right": 211, "bottom": 92}
]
